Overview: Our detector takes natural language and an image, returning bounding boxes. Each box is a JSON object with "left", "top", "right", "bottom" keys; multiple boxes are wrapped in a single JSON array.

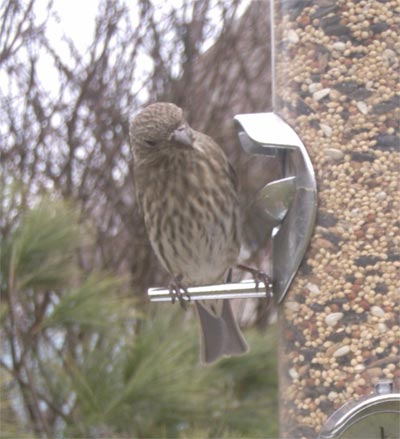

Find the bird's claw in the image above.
[
  {"left": 169, "top": 275, "right": 190, "bottom": 310},
  {"left": 237, "top": 264, "right": 274, "bottom": 303}
]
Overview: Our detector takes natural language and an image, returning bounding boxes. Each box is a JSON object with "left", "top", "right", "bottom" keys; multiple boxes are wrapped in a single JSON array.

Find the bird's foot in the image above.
[
  {"left": 236, "top": 264, "right": 274, "bottom": 303},
  {"left": 169, "top": 275, "right": 190, "bottom": 310}
]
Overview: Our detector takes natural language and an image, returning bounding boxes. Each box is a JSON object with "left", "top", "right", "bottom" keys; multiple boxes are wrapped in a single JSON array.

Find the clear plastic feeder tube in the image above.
[{"left": 272, "top": 1, "right": 400, "bottom": 437}]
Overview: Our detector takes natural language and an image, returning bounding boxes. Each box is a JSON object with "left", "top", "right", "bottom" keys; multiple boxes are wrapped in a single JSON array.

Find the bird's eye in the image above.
[{"left": 145, "top": 139, "right": 156, "bottom": 146}]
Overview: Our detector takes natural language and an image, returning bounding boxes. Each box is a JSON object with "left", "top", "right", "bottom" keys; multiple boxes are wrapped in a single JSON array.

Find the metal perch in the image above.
[{"left": 148, "top": 279, "right": 272, "bottom": 303}]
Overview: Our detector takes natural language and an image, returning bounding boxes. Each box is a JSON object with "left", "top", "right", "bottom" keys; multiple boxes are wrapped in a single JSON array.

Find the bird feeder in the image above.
[
  {"left": 148, "top": 0, "right": 399, "bottom": 437},
  {"left": 271, "top": 0, "right": 400, "bottom": 437}
]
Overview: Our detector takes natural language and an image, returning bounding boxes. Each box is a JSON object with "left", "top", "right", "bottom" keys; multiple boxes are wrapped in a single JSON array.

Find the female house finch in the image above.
[{"left": 130, "top": 102, "right": 257, "bottom": 363}]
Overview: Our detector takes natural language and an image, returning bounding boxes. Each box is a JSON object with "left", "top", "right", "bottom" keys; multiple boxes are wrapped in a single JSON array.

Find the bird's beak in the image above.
[{"left": 169, "top": 124, "right": 194, "bottom": 148}]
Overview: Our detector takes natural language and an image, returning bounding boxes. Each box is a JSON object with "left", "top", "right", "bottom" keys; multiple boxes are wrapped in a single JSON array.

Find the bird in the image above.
[{"left": 130, "top": 102, "right": 270, "bottom": 363}]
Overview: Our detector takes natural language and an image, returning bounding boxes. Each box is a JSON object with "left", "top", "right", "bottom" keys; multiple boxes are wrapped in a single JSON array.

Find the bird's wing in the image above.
[{"left": 132, "top": 162, "right": 144, "bottom": 217}]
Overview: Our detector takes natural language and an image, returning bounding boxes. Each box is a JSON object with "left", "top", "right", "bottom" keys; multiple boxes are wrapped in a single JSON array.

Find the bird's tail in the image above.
[{"left": 195, "top": 299, "right": 248, "bottom": 364}]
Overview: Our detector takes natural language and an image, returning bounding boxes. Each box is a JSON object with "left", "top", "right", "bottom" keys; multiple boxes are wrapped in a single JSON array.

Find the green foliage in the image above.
[
  {"left": 0, "top": 370, "right": 37, "bottom": 439},
  {"left": 43, "top": 274, "right": 133, "bottom": 331},
  {"left": 2, "top": 198, "right": 83, "bottom": 292},
  {"left": 1, "top": 192, "right": 279, "bottom": 439},
  {"left": 59, "top": 308, "right": 279, "bottom": 439}
]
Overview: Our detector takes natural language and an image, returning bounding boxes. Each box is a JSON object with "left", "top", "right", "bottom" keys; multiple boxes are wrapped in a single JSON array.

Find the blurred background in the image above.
[{"left": 0, "top": 0, "right": 279, "bottom": 437}]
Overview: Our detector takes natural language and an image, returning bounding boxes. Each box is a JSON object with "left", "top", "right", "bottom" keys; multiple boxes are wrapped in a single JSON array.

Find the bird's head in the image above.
[{"left": 130, "top": 102, "right": 194, "bottom": 159}]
